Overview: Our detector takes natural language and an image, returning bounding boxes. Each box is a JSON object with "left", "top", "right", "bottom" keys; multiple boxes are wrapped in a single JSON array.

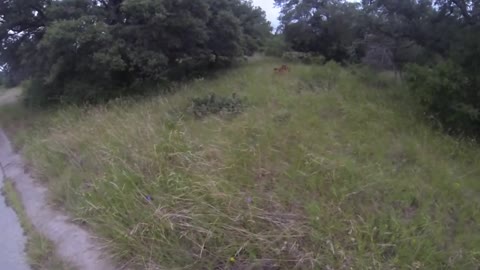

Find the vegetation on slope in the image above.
[
  {"left": 2, "top": 60, "right": 480, "bottom": 269},
  {"left": 272, "top": 0, "right": 480, "bottom": 136}
]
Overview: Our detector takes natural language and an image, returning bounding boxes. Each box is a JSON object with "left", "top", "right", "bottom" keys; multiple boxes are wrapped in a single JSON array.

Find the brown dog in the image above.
[{"left": 274, "top": 64, "right": 290, "bottom": 74}]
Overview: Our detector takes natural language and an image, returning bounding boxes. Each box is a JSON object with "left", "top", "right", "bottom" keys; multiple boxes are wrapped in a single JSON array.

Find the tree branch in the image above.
[{"left": 450, "top": 0, "right": 475, "bottom": 24}]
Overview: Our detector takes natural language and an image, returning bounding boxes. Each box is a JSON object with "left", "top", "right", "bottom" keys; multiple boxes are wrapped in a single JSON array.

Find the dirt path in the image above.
[
  {"left": 0, "top": 87, "right": 22, "bottom": 106},
  {"left": 0, "top": 166, "right": 30, "bottom": 270},
  {"left": 0, "top": 129, "right": 116, "bottom": 270}
]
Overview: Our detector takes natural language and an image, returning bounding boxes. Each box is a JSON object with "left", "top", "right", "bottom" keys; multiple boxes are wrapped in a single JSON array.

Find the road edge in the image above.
[{"left": 0, "top": 129, "right": 117, "bottom": 270}]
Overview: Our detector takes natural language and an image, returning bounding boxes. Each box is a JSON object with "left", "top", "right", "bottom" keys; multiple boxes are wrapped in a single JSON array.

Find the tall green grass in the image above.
[{"left": 3, "top": 59, "right": 480, "bottom": 269}]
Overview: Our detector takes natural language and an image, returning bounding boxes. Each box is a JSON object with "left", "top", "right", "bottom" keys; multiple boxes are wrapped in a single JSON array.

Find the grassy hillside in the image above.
[{"left": 2, "top": 59, "right": 480, "bottom": 269}]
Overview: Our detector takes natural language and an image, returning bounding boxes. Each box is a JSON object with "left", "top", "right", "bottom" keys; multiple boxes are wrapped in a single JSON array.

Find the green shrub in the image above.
[
  {"left": 311, "top": 55, "right": 326, "bottom": 65},
  {"left": 351, "top": 65, "right": 399, "bottom": 89},
  {"left": 405, "top": 61, "right": 480, "bottom": 134},
  {"left": 282, "top": 51, "right": 326, "bottom": 65},
  {"left": 0, "top": 71, "right": 4, "bottom": 87},
  {"left": 323, "top": 61, "right": 342, "bottom": 86},
  {"left": 23, "top": 78, "right": 131, "bottom": 107},
  {"left": 263, "top": 35, "right": 289, "bottom": 57},
  {"left": 296, "top": 60, "right": 342, "bottom": 92},
  {"left": 2, "top": 0, "right": 270, "bottom": 106},
  {"left": 190, "top": 93, "right": 246, "bottom": 118},
  {"left": 23, "top": 79, "right": 51, "bottom": 107}
]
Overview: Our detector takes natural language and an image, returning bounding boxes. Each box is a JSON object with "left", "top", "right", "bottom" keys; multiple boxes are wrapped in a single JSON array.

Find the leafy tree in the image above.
[
  {"left": 274, "top": 0, "right": 480, "bottom": 135},
  {"left": 0, "top": 0, "right": 270, "bottom": 105},
  {"left": 275, "top": 0, "right": 365, "bottom": 61},
  {"left": 435, "top": 0, "right": 480, "bottom": 25},
  {"left": 263, "top": 34, "right": 289, "bottom": 57}
]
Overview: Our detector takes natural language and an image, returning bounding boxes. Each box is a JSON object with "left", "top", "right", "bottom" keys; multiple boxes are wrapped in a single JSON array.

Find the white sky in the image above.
[
  {"left": 251, "top": 0, "right": 361, "bottom": 28},
  {"left": 251, "top": 0, "right": 281, "bottom": 27}
]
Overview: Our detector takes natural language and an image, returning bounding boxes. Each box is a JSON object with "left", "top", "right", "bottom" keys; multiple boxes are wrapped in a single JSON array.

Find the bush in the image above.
[
  {"left": 323, "top": 61, "right": 342, "bottom": 85},
  {"left": 405, "top": 61, "right": 480, "bottom": 134},
  {"left": 23, "top": 78, "right": 132, "bottom": 107},
  {"left": 311, "top": 55, "right": 327, "bottom": 65},
  {"left": 2, "top": 0, "right": 270, "bottom": 106},
  {"left": 191, "top": 93, "right": 246, "bottom": 118},
  {"left": 282, "top": 51, "right": 326, "bottom": 65},
  {"left": 263, "top": 35, "right": 289, "bottom": 57},
  {"left": 0, "top": 71, "right": 4, "bottom": 87},
  {"left": 296, "top": 60, "right": 342, "bottom": 92},
  {"left": 351, "top": 65, "right": 399, "bottom": 89}
]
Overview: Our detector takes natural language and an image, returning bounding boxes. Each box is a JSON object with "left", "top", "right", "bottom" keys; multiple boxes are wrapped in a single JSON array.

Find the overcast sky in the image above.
[
  {"left": 251, "top": 0, "right": 281, "bottom": 27},
  {"left": 251, "top": 0, "right": 360, "bottom": 28}
]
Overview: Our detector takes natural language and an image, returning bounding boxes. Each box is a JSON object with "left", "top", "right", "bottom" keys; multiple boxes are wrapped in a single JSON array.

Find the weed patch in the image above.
[{"left": 190, "top": 93, "right": 246, "bottom": 118}]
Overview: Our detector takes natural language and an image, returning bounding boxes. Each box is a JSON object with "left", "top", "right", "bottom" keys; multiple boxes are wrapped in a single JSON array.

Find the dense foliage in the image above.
[
  {"left": 405, "top": 3, "right": 480, "bottom": 136},
  {"left": 406, "top": 61, "right": 480, "bottom": 134},
  {"left": 0, "top": 0, "right": 270, "bottom": 105},
  {"left": 273, "top": 0, "right": 436, "bottom": 66},
  {"left": 273, "top": 0, "right": 480, "bottom": 136},
  {"left": 0, "top": 70, "right": 4, "bottom": 86},
  {"left": 3, "top": 0, "right": 480, "bottom": 135}
]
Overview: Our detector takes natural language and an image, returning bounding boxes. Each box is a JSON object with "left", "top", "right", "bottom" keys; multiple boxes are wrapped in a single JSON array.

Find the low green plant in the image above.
[
  {"left": 282, "top": 51, "right": 326, "bottom": 65},
  {"left": 352, "top": 65, "right": 401, "bottom": 89},
  {"left": 296, "top": 60, "right": 342, "bottom": 92},
  {"left": 405, "top": 61, "right": 480, "bottom": 134},
  {"left": 2, "top": 0, "right": 271, "bottom": 106},
  {"left": 263, "top": 35, "right": 289, "bottom": 57},
  {"left": 191, "top": 93, "right": 246, "bottom": 118}
]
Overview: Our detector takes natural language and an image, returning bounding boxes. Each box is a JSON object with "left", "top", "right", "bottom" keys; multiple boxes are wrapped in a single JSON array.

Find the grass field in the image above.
[{"left": 1, "top": 59, "right": 480, "bottom": 269}]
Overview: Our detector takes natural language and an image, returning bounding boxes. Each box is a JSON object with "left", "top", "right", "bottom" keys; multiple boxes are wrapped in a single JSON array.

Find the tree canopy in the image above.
[
  {"left": 272, "top": 0, "right": 480, "bottom": 135},
  {"left": 273, "top": 0, "right": 479, "bottom": 64},
  {"left": 0, "top": 0, "right": 271, "bottom": 104}
]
